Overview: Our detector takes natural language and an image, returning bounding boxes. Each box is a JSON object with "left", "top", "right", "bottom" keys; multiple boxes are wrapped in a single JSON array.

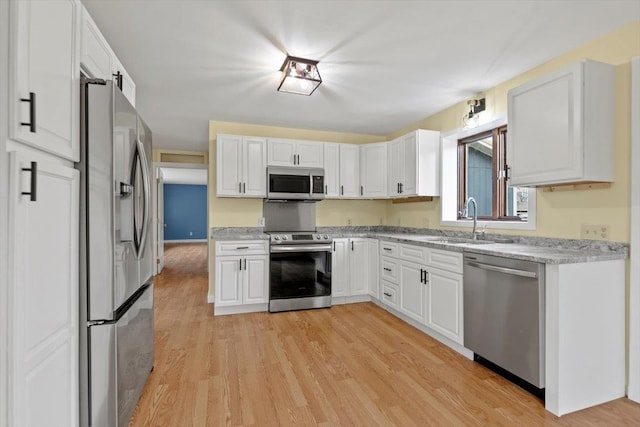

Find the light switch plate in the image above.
[
  {"left": 581, "top": 223, "right": 610, "bottom": 240},
  {"left": 258, "top": 217, "right": 265, "bottom": 227}
]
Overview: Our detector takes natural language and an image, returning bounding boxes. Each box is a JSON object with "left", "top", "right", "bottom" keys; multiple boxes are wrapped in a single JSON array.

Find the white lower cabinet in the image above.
[
  {"left": 8, "top": 151, "right": 80, "bottom": 427},
  {"left": 399, "top": 260, "right": 426, "bottom": 323},
  {"left": 425, "top": 267, "right": 463, "bottom": 344},
  {"left": 214, "top": 240, "right": 268, "bottom": 314},
  {"left": 331, "top": 238, "right": 378, "bottom": 300}
]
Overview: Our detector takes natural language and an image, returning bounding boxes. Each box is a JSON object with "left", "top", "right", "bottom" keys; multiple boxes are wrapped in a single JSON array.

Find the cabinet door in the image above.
[
  {"left": 508, "top": 62, "right": 583, "bottom": 186},
  {"left": 80, "top": 9, "right": 112, "bottom": 80},
  {"left": 339, "top": 144, "right": 360, "bottom": 198},
  {"left": 387, "top": 138, "right": 403, "bottom": 196},
  {"left": 215, "top": 257, "right": 242, "bottom": 306},
  {"left": 10, "top": 0, "right": 80, "bottom": 161},
  {"left": 244, "top": 255, "right": 269, "bottom": 304},
  {"left": 331, "top": 239, "right": 349, "bottom": 297},
  {"left": 8, "top": 152, "right": 79, "bottom": 427},
  {"left": 243, "top": 137, "right": 267, "bottom": 197},
  {"left": 425, "top": 268, "right": 463, "bottom": 344},
  {"left": 402, "top": 132, "right": 417, "bottom": 196},
  {"left": 367, "top": 239, "right": 380, "bottom": 298},
  {"left": 348, "top": 239, "right": 369, "bottom": 295},
  {"left": 216, "top": 135, "right": 243, "bottom": 196},
  {"left": 296, "top": 141, "right": 324, "bottom": 168},
  {"left": 399, "top": 261, "right": 425, "bottom": 323},
  {"left": 360, "top": 142, "right": 387, "bottom": 198},
  {"left": 323, "top": 143, "right": 340, "bottom": 198},
  {"left": 267, "top": 139, "right": 296, "bottom": 166}
]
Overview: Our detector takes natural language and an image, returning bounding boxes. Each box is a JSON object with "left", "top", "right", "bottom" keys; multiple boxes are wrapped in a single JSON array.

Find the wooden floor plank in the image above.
[{"left": 129, "top": 242, "right": 640, "bottom": 426}]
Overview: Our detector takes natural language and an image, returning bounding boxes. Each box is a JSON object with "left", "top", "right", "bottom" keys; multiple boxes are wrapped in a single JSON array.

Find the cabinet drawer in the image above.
[
  {"left": 399, "top": 244, "right": 428, "bottom": 265},
  {"left": 215, "top": 240, "right": 268, "bottom": 255},
  {"left": 380, "top": 257, "right": 399, "bottom": 284},
  {"left": 380, "top": 241, "right": 398, "bottom": 257},
  {"left": 381, "top": 281, "right": 399, "bottom": 309},
  {"left": 428, "top": 248, "right": 463, "bottom": 274}
]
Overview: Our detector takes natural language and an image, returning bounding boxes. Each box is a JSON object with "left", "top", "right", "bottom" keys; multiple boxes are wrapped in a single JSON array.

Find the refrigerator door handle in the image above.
[{"left": 136, "top": 138, "right": 151, "bottom": 259}]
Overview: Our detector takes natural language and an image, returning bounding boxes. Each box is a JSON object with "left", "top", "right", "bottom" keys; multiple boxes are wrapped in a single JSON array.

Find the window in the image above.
[{"left": 457, "top": 126, "right": 529, "bottom": 221}]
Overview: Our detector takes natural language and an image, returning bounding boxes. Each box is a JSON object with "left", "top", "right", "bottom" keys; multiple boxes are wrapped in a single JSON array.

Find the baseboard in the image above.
[
  {"left": 213, "top": 303, "right": 268, "bottom": 316},
  {"left": 207, "top": 294, "right": 215, "bottom": 304},
  {"left": 331, "top": 294, "right": 373, "bottom": 305},
  {"left": 164, "top": 239, "right": 207, "bottom": 243}
]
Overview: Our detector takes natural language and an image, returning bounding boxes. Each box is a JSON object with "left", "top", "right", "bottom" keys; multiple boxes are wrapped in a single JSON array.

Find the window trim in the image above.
[{"left": 440, "top": 114, "right": 537, "bottom": 231}]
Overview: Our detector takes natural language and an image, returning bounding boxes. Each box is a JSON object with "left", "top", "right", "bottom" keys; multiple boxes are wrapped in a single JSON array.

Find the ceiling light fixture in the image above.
[
  {"left": 277, "top": 55, "right": 322, "bottom": 96},
  {"left": 463, "top": 98, "right": 486, "bottom": 128}
]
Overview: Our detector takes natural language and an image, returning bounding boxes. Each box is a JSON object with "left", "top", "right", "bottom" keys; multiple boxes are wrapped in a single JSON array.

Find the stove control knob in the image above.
[
  {"left": 316, "top": 235, "right": 321, "bottom": 240},
  {"left": 323, "top": 234, "right": 329, "bottom": 239},
  {"left": 282, "top": 236, "right": 288, "bottom": 240},
  {"left": 274, "top": 236, "right": 280, "bottom": 241}
]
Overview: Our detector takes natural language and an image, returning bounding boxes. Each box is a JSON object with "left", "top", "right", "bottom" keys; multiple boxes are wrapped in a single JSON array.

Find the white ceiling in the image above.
[
  {"left": 82, "top": 1, "right": 640, "bottom": 151},
  {"left": 160, "top": 167, "right": 207, "bottom": 185}
]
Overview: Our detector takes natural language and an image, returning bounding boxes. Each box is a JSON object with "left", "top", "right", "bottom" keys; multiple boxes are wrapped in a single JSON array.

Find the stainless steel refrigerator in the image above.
[{"left": 78, "top": 76, "right": 154, "bottom": 427}]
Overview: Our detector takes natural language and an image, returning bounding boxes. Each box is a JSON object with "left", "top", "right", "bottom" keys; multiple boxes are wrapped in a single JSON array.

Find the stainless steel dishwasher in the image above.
[{"left": 463, "top": 253, "right": 545, "bottom": 394}]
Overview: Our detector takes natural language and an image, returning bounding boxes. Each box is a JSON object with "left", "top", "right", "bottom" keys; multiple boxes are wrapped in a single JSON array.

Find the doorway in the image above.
[{"left": 152, "top": 162, "right": 208, "bottom": 275}]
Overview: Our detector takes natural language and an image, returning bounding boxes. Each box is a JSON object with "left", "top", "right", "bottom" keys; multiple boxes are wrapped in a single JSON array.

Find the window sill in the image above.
[{"left": 440, "top": 219, "right": 536, "bottom": 231}]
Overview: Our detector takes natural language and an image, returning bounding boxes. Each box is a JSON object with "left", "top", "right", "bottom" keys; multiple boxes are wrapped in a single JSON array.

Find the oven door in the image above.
[{"left": 269, "top": 244, "right": 332, "bottom": 312}]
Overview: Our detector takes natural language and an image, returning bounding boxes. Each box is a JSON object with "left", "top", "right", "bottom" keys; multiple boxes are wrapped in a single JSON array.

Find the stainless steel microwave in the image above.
[{"left": 267, "top": 166, "right": 325, "bottom": 200}]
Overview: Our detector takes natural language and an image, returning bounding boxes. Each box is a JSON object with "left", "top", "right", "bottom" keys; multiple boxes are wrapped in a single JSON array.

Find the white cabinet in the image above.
[
  {"left": 360, "top": 142, "right": 387, "bottom": 198},
  {"left": 8, "top": 152, "right": 80, "bottom": 427},
  {"left": 387, "top": 130, "right": 440, "bottom": 197},
  {"left": 425, "top": 267, "right": 463, "bottom": 343},
  {"left": 267, "top": 138, "right": 323, "bottom": 168},
  {"left": 339, "top": 144, "right": 360, "bottom": 198},
  {"left": 323, "top": 143, "right": 340, "bottom": 198},
  {"left": 9, "top": 0, "right": 80, "bottom": 162},
  {"left": 332, "top": 238, "right": 378, "bottom": 299},
  {"left": 80, "top": 6, "right": 136, "bottom": 106},
  {"left": 214, "top": 240, "right": 269, "bottom": 313},
  {"left": 507, "top": 59, "right": 615, "bottom": 186},
  {"left": 216, "top": 134, "right": 267, "bottom": 197}
]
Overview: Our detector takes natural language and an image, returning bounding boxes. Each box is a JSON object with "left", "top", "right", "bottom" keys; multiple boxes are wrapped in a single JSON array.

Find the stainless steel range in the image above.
[
  {"left": 268, "top": 232, "right": 333, "bottom": 312},
  {"left": 263, "top": 200, "right": 333, "bottom": 312}
]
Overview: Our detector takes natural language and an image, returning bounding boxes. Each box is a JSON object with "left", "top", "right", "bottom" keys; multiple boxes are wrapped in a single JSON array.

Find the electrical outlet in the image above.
[
  {"left": 258, "top": 217, "right": 265, "bottom": 227},
  {"left": 347, "top": 218, "right": 352, "bottom": 226},
  {"left": 422, "top": 217, "right": 429, "bottom": 228},
  {"left": 580, "top": 224, "right": 610, "bottom": 240}
]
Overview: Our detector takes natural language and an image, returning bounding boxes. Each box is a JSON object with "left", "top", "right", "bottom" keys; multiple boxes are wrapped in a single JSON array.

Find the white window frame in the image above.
[{"left": 440, "top": 114, "right": 537, "bottom": 231}]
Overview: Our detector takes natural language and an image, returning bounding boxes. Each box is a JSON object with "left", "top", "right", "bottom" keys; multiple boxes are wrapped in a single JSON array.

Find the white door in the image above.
[
  {"left": 216, "top": 134, "right": 242, "bottom": 196},
  {"left": 215, "top": 257, "right": 242, "bottom": 306},
  {"left": 387, "top": 138, "right": 403, "bottom": 196},
  {"left": 331, "top": 239, "right": 349, "bottom": 297},
  {"left": 267, "top": 138, "right": 296, "bottom": 166},
  {"left": 156, "top": 169, "right": 165, "bottom": 274},
  {"left": 242, "top": 137, "right": 267, "bottom": 197},
  {"left": 296, "top": 141, "right": 324, "bottom": 167},
  {"left": 10, "top": 0, "right": 80, "bottom": 161},
  {"left": 323, "top": 143, "right": 340, "bottom": 198},
  {"left": 339, "top": 144, "right": 360, "bottom": 198},
  {"left": 360, "top": 142, "right": 387, "bottom": 198},
  {"left": 244, "top": 255, "right": 269, "bottom": 304},
  {"left": 402, "top": 132, "right": 417, "bottom": 195},
  {"left": 348, "top": 239, "right": 369, "bottom": 295},
  {"left": 399, "top": 261, "right": 426, "bottom": 323},
  {"left": 80, "top": 9, "right": 112, "bottom": 80},
  {"left": 425, "top": 268, "right": 463, "bottom": 344},
  {"left": 8, "top": 152, "right": 79, "bottom": 427}
]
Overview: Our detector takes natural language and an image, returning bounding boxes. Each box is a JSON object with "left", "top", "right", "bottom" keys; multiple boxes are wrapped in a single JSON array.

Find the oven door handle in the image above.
[{"left": 270, "top": 244, "right": 332, "bottom": 253}]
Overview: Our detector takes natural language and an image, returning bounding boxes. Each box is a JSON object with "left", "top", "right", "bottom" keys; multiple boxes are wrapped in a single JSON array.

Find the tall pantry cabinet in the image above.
[{"left": 2, "top": 0, "right": 80, "bottom": 426}]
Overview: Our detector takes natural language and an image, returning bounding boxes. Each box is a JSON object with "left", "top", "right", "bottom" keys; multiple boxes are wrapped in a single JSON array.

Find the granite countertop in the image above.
[{"left": 211, "top": 226, "right": 628, "bottom": 265}]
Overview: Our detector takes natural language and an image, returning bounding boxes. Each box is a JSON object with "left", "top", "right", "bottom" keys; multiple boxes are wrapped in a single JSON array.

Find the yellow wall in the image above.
[
  {"left": 386, "top": 20, "right": 640, "bottom": 243},
  {"left": 208, "top": 120, "right": 388, "bottom": 228}
]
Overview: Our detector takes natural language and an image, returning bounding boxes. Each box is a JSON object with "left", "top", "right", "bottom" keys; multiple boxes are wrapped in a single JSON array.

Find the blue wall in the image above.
[{"left": 164, "top": 184, "right": 207, "bottom": 240}]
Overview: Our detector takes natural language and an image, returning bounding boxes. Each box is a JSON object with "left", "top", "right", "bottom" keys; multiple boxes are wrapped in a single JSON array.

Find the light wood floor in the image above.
[{"left": 129, "top": 242, "right": 640, "bottom": 426}]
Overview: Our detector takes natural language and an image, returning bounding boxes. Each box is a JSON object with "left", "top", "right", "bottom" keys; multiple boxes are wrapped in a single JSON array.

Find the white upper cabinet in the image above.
[
  {"left": 81, "top": 6, "right": 135, "bottom": 106},
  {"left": 387, "top": 130, "right": 440, "bottom": 197},
  {"left": 216, "top": 134, "right": 267, "bottom": 197},
  {"left": 339, "top": 144, "right": 360, "bottom": 198},
  {"left": 267, "top": 138, "right": 323, "bottom": 168},
  {"left": 360, "top": 142, "right": 387, "bottom": 198},
  {"left": 9, "top": 0, "right": 80, "bottom": 162},
  {"left": 507, "top": 59, "right": 615, "bottom": 186},
  {"left": 323, "top": 143, "right": 340, "bottom": 198}
]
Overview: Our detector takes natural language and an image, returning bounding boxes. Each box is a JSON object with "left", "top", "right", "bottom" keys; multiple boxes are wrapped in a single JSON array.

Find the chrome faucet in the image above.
[{"left": 464, "top": 197, "right": 478, "bottom": 240}]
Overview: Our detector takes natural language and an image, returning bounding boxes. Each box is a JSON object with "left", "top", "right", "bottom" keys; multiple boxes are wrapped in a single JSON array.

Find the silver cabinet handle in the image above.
[
  {"left": 236, "top": 246, "right": 249, "bottom": 250},
  {"left": 465, "top": 261, "right": 538, "bottom": 279}
]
